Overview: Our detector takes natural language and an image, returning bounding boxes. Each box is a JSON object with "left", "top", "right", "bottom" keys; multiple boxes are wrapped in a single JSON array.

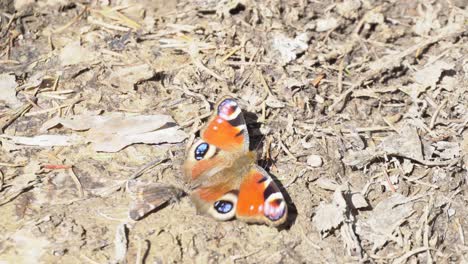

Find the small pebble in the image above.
[{"left": 307, "top": 154, "right": 323, "bottom": 167}]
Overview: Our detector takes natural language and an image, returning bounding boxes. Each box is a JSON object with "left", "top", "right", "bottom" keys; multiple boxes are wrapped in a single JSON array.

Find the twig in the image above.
[
  {"left": 80, "top": 254, "right": 101, "bottom": 264},
  {"left": 87, "top": 16, "right": 131, "bottom": 32},
  {"left": 284, "top": 168, "right": 307, "bottom": 188},
  {"left": 221, "top": 46, "right": 241, "bottom": 62},
  {"left": 392, "top": 247, "right": 434, "bottom": 264},
  {"left": 191, "top": 56, "right": 225, "bottom": 81},
  {"left": 0, "top": 59, "right": 20, "bottom": 64},
  {"left": 0, "top": 162, "right": 28, "bottom": 167},
  {"left": 315, "top": 125, "right": 394, "bottom": 135},
  {"left": 456, "top": 218, "right": 465, "bottom": 245},
  {"left": 231, "top": 248, "right": 263, "bottom": 262},
  {"left": 337, "top": 57, "right": 345, "bottom": 93},
  {"left": 69, "top": 167, "right": 84, "bottom": 198},
  {"left": 181, "top": 112, "right": 211, "bottom": 128},
  {"left": 24, "top": 103, "right": 72, "bottom": 117},
  {"left": 52, "top": 71, "right": 62, "bottom": 91},
  {"left": 382, "top": 165, "right": 397, "bottom": 192},
  {"left": 126, "top": 157, "right": 169, "bottom": 182},
  {"left": 53, "top": 6, "right": 88, "bottom": 34},
  {"left": 257, "top": 69, "right": 273, "bottom": 97},
  {"left": 402, "top": 175, "right": 439, "bottom": 189},
  {"left": 65, "top": 94, "right": 83, "bottom": 115},
  {"left": 135, "top": 235, "right": 146, "bottom": 264},
  {"left": 0, "top": 170, "right": 4, "bottom": 192},
  {"left": 0, "top": 102, "right": 33, "bottom": 132},
  {"left": 113, "top": 224, "right": 128, "bottom": 264},
  {"left": 311, "top": 73, "right": 326, "bottom": 87},
  {"left": 0, "top": 179, "right": 39, "bottom": 206},
  {"left": 429, "top": 99, "right": 448, "bottom": 129},
  {"left": 2, "top": 13, "right": 17, "bottom": 37},
  {"left": 278, "top": 138, "right": 297, "bottom": 161},
  {"left": 93, "top": 6, "right": 141, "bottom": 30}
]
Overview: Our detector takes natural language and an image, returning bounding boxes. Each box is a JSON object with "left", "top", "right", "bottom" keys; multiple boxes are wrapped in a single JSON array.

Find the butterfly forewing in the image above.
[{"left": 127, "top": 180, "right": 184, "bottom": 221}]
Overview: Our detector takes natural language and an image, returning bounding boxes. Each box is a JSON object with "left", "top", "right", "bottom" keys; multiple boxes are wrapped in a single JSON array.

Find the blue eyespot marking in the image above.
[
  {"left": 194, "top": 143, "right": 209, "bottom": 160},
  {"left": 214, "top": 200, "right": 233, "bottom": 214}
]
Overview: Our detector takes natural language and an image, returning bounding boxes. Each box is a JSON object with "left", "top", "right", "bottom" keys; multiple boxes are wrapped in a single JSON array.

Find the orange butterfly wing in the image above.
[
  {"left": 201, "top": 97, "right": 249, "bottom": 151},
  {"left": 236, "top": 166, "right": 288, "bottom": 226}
]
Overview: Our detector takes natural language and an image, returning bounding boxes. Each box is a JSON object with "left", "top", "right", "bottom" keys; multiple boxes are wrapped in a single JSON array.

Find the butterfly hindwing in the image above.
[{"left": 236, "top": 165, "right": 288, "bottom": 226}]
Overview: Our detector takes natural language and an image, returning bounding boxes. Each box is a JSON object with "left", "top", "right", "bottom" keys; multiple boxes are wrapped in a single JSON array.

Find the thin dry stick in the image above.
[
  {"left": 278, "top": 138, "right": 298, "bottom": 161},
  {"left": 0, "top": 170, "right": 4, "bottom": 192},
  {"left": 0, "top": 59, "right": 20, "bottom": 64},
  {"left": 24, "top": 96, "right": 41, "bottom": 109},
  {"left": 126, "top": 157, "right": 168, "bottom": 182},
  {"left": 135, "top": 235, "right": 148, "bottom": 264},
  {"left": 423, "top": 197, "right": 434, "bottom": 263},
  {"left": 48, "top": 35, "right": 54, "bottom": 51},
  {"left": 382, "top": 163, "right": 396, "bottom": 192},
  {"left": 257, "top": 69, "right": 273, "bottom": 97},
  {"left": 393, "top": 247, "right": 434, "bottom": 264},
  {"left": 191, "top": 56, "right": 225, "bottom": 81},
  {"left": 25, "top": 103, "right": 72, "bottom": 117},
  {"left": 316, "top": 125, "right": 393, "bottom": 135},
  {"left": 181, "top": 112, "right": 211, "bottom": 128},
  {"left": 337, "top": 57, "right": 345, "bottom": 93},
  {"left": 53, "top": 6, "right": 89, "bottom": 33},
  {"left": 52, "top": 72, "right": 62, "bottom": 91},
  {"left": 231, "top": 248, "right": 263, "bottom": 262},
  {"left": 429, "top": 99, "right": 448, "bottom": 129},
  {"left": 456, "top": 218, "right": 465, "bottom": 245},
  {"left": 69, "top": 167, "right": 84, "bottom": 198},
  {"left": 1, "top": 13, "right": 17, "bottom": 38},
  {"left": 80, "top": 254, "right": 102, "bottom": 264},
  {"left": 65, "top": 94, "right": 83, "bottom": 115},
  {"left": 0, "top": 179, "right": 39, "bottom": 206},
  {"left": 0, "top": 162, "right": 28, "bottom": 167},
  {"left": 402, "top": 175, "right": 439, "bottom": 189},
  {"left": 88, "top": 17, "right": 131, "bottom": 32},
  {"left": 0, "top": 103, "right": 33, "bottom": 132},
  {"left": 221, "top": 46, "right": 241, "bottom": 62}
]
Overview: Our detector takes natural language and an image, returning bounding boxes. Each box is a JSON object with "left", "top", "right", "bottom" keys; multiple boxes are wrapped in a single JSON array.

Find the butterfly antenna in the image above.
[
  {"left": 253, "top": 133, "right": 266, "bottom": 152},
  {"left": 253, "top": 133, "right": 273, "bottom": 170}
]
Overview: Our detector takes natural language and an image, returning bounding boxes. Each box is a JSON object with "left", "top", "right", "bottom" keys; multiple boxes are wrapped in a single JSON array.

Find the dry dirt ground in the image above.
[{"left": 0, "top": 0, "right": 467, "bottom": 263}]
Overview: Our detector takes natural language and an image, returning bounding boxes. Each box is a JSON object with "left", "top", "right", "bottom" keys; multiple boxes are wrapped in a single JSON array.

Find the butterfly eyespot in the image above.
[
  {"left": 214, "top": 200, "right": 234, "bottom": 214},
  {"left": 194, "top": 143, "right": 209, "bottom": 160},
  {"left": 218, "top": 99, "right": 239, "bottom": 120}
]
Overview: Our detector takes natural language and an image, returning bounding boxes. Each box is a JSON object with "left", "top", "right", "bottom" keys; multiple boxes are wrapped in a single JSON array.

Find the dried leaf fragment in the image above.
[
  {"left": 413, "top": 61, "right": 454, "bottom": 88},
  {"left": 0, "top": 73, "right": 21, "bottom": 108},
  {"left": 59, "top": 41, "right": 96, "bottom": 66},
  {"left": 356, "top": 193, "right": 416, "bottom": 252},
  {"left": 313, "top": 188, "right": 347, "bottom": 235},
  {"left": 271, "top": 32, "right": 311, "bottom": 65},
  {"left": 8, "top": 113, "right": 187, "bottom": 152},
  {"left": 108, "top": 64, "right": 155, "bottom": 91}
]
